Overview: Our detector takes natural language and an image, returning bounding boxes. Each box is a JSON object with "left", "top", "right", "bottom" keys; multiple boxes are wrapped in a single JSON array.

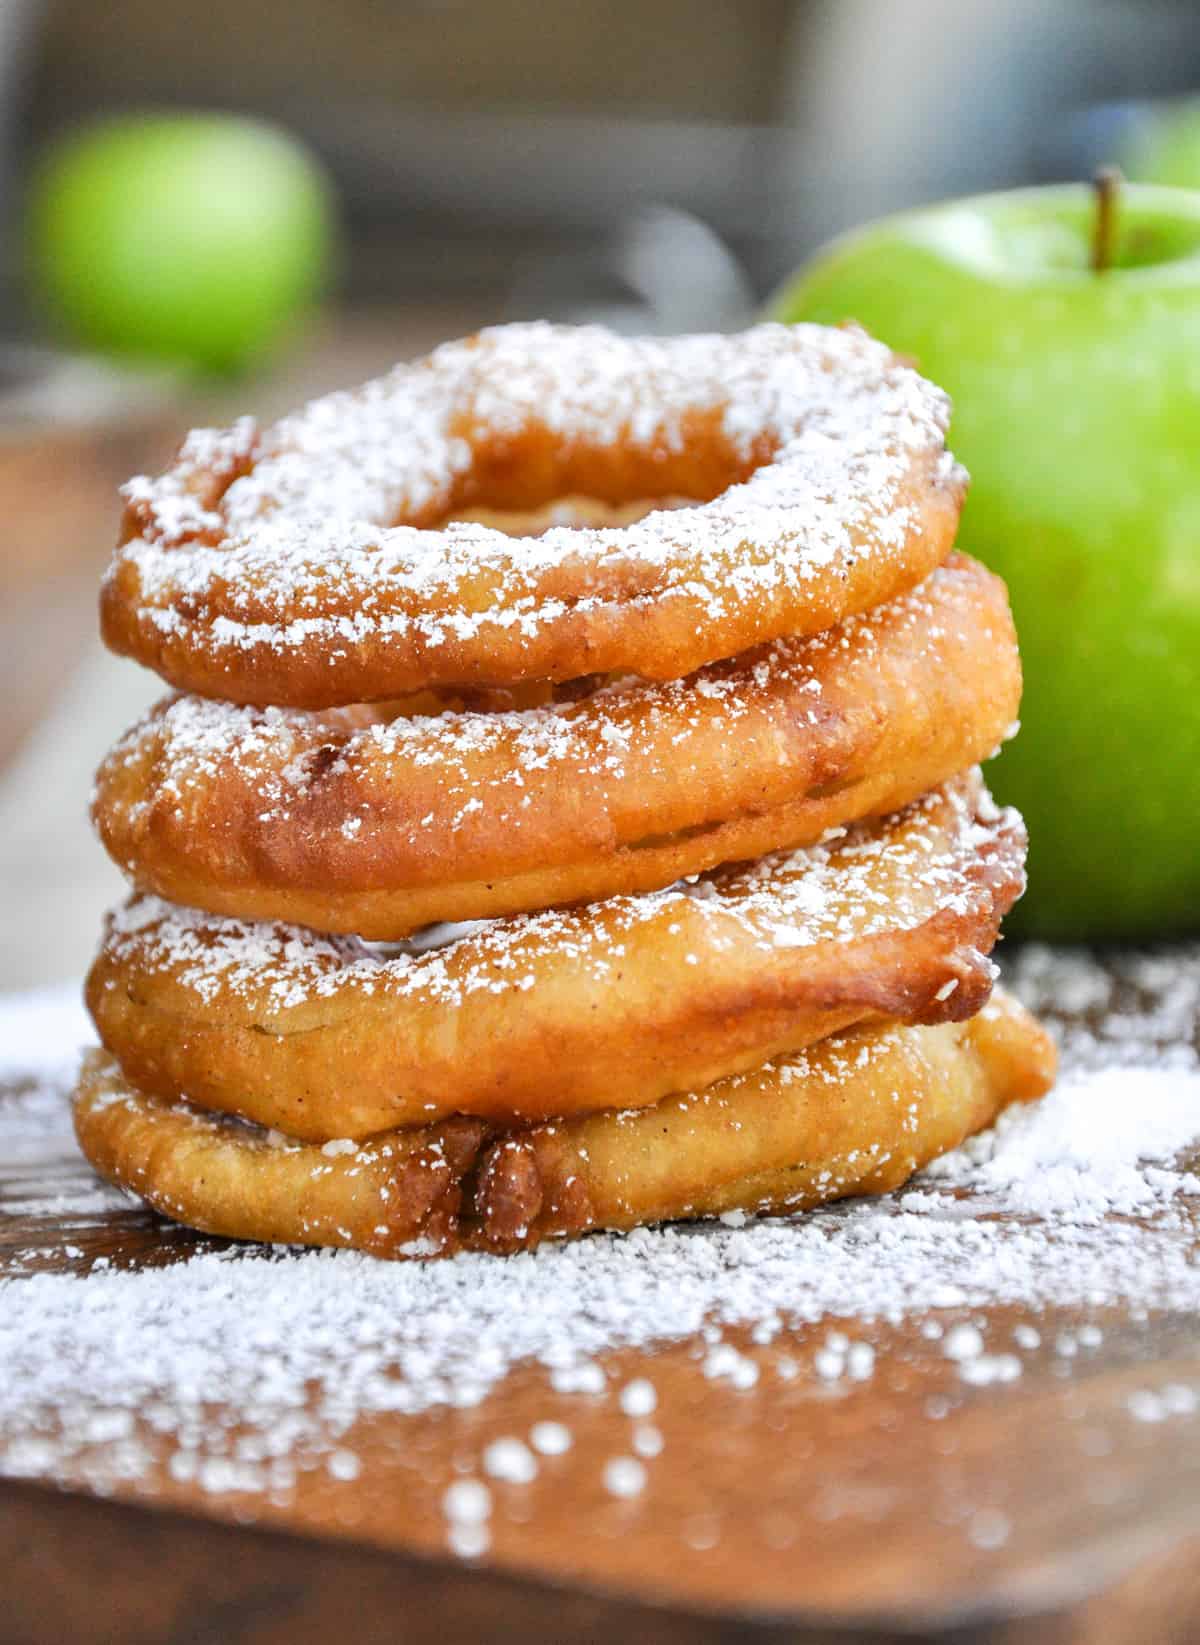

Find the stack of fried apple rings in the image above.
[{"left": 78, "top": 322, "right": 1056, "bottom": 1258}]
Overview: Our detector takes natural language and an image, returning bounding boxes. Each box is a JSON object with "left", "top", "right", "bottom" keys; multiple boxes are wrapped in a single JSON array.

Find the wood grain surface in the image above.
[{"left": 2, "top": 959, "right": 1199, "bottom": 1644}]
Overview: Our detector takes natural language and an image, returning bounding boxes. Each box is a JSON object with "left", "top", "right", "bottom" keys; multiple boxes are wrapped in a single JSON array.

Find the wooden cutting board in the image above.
[{"left": 2, "top": 956, "right": 1199, "bottom": 1645}]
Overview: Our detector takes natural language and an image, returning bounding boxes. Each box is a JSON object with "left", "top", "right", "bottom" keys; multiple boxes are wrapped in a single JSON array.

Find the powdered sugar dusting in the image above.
[
  {"left": 109, "top": 323, "right": 960, "bottom": 672},
  {"left": 916, "top": 1064, "right": 1200, "bottom": 1221}
]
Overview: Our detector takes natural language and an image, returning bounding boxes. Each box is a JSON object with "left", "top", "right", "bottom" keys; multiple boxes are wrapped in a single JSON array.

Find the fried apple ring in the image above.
[
  {"left": 93, "top": 555, "right": 1017, "bottom": 936},
  {"left": 87, "top": 774, "right": 1025, "bottom": 1141},
  {"left": 72, "top": 1049, "right": 486, "bottom": 1259},
  {"left": 101, "top": 322, "right": 966, "bottom": 707},
  {"left": 473, "top": 989, "right": 1056, "bottom": 1251},
  {"left": 72, "top": 991, "right": 1054, "bottom": 1258}
]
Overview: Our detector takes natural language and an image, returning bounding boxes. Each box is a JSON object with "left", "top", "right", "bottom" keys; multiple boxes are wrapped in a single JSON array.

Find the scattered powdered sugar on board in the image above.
[
  {"left": 1006, "top": 944, "right": 1200, "bottom": 1073},
  {"left": 0, "top": 949, "right": 1197, "bottom": 1500},
  {"left": 0, "top": 982, "right": 92, "bottom": 1084},
  {"left": 914, "top": 1064, "right": 1200, "bottom": 1221},
  {"left": 0, "top": 985, "right": 131, "bottom": 1221}
]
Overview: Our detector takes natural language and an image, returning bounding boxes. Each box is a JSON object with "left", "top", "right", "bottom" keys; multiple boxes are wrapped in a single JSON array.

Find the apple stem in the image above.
[{"left": 1090, "top": 165, "right": 1122, "bottom": 274}]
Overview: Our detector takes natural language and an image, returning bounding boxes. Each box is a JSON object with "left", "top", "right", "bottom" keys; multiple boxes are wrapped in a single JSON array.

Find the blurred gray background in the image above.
[{"left": 7, "top": 0, "right": 1200, "bottom": 309}]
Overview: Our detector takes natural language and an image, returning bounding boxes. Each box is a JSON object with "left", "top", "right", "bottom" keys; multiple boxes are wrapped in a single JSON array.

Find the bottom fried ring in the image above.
[{"left": 73, "top": 990, "right": 1054, "bottom": 1258}]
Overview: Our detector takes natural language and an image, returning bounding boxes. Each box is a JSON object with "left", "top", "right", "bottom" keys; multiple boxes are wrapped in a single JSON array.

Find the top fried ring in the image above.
[{"left": 102, "top": 322, "right": 967, "bottom": 707}]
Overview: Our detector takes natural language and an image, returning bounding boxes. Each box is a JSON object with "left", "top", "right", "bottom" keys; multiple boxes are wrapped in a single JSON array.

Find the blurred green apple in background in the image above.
[
  {"left": 1123, "top": 100, "right": 1200, "bottom": 190},
  {"left": 27, "top": 114, "right": 336, "bottom": 375},
  {"left": 772, "top": 182, "right": 1200, "bottom": 940}
]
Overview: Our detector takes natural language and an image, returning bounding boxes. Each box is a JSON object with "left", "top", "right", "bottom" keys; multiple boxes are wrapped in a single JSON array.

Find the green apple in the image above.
[
  {"left": 1124, "top": 100, "right": 1200, "bottom": 190},
  {"left": 27, "top": 114, "right": 335, "bottom": 374},
  {"left": 772, "top": 182, "right": 1200, "bottom": 940}
]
